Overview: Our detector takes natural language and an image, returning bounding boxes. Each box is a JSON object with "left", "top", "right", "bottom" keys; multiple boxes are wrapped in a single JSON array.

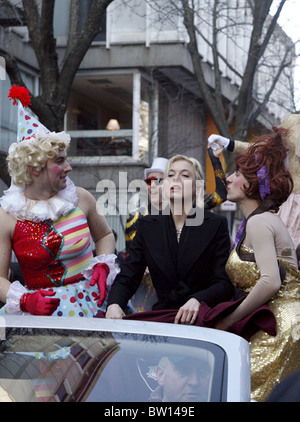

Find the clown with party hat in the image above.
[
  {"left": 6, "top": 85, "right": 71, "bottom": 183},
  {"left": 8, "top": 85, "right": 49, "bottom": 142},
  {"left": 0, "top": 85, "right": 118, "bottom": 319}
]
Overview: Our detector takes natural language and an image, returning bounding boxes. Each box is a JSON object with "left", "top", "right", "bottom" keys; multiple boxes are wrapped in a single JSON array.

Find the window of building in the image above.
[{"left": 67, "top": 70, "right": 156, "bottom": 162}]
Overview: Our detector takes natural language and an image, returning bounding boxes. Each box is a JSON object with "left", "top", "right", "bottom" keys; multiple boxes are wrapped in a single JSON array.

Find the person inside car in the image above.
[{"left": 149, "top": 356, "right": 211, "bottom": 402}]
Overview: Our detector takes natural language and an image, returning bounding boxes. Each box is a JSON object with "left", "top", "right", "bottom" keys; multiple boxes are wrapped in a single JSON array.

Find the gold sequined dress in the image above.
[{"left": 226, "top": 245, "right": 300, "bottom": 401}]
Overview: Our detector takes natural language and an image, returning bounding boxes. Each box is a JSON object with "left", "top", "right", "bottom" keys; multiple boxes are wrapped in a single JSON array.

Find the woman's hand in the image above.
[
  {"left": 207, "top": 141, "right": 224, "bottom": 158},
  {"left": 105, "top": 303, "right": 125, "bottom": 319},
  {"left": 208, "top": 134, "right": 230, "bottom": 150},
  {"left": 174, "top": 298, "right": 200, "bottom": 325}
]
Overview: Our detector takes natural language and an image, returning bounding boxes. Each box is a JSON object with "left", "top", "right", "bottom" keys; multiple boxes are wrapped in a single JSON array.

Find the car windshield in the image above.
[{"left": 0, "top": 327, "right": 226, "bottom": 402}]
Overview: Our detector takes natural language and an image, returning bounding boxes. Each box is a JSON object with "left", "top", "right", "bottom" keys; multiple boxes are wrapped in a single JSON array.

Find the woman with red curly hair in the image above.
[{"left": 214, "top": 128, "right": 300, "bottom": 401}]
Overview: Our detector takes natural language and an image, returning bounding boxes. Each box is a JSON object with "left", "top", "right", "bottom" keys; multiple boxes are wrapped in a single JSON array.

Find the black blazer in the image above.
[{"left": 107, "top": 209, "right": 234, "bottom": 311}]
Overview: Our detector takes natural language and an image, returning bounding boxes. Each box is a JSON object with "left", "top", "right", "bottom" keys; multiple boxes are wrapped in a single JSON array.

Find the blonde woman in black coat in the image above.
[{"left": 106, "top": 155, "right": 234, "bottom": 324}]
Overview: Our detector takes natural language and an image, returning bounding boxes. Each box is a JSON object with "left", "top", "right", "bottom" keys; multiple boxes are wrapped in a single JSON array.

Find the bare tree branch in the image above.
[
  {"left": 181, "top": 0, "right": 230, "bottom": 136},
  {"left": 3, "top": 0, "right": 114, "bottom": 131}
]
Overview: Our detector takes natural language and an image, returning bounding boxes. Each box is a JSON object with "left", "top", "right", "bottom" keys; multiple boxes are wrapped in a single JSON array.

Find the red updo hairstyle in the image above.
[{"left": 234, "top": 127, "right": 294, "bottom": 204}]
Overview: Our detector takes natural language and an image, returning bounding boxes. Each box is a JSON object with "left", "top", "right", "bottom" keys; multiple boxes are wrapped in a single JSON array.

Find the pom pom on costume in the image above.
[
  {"left": 8, "top": 85, "right": 31, "bottom": 108},
  {"left": 8, "top": 85, "right": 49, "bottom": 143}
]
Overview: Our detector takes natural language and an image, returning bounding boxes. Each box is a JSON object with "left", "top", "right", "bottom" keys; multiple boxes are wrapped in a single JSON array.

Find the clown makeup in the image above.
[
  {"left": 226, "top": 170, "right": 249, "bottom": 203},
  {"left": 37, "top": 150, "right": 72, "bottom": 196}
]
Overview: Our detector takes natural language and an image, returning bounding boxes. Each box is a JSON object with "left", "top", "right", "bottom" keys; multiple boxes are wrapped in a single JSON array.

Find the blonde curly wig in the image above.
[{"left": 7, "top": 131, "right": 70, "bottom": 187}]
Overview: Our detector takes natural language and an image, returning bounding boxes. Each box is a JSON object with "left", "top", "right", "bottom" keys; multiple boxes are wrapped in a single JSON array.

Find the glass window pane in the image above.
[{"left": 0, "top": 328, "right": 226, "bottom": 402}]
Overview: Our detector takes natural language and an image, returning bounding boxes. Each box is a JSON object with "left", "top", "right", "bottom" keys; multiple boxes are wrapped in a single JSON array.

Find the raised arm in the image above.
[{"left": 204, "top": 146, "right": 227, "bottom": 209}]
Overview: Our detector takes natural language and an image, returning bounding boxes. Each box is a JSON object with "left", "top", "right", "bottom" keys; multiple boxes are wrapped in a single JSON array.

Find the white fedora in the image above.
[{"left": 144, "top": 157, "right": 168, "bottom": 179}]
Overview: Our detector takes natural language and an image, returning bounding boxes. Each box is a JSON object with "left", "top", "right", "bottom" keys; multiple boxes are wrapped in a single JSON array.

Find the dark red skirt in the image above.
[{"left": 95, "top": 297, "right": 276, "bottom": 341}]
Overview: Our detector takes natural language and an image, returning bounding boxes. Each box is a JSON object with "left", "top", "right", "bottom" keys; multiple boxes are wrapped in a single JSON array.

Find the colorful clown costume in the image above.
[{"left": 0, "top": 178, "right": 117, "bottom": 317}]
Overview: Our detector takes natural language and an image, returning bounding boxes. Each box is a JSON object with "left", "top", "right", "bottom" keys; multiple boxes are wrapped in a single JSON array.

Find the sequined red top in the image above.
[{"left": 12, "top": 207, "right": 93, "bottom": 289}]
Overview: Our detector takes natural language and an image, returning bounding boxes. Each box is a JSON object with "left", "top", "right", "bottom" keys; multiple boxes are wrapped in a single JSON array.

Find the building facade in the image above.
[{"left": 0, "top": 0, "right": 295, "bottom": 250}]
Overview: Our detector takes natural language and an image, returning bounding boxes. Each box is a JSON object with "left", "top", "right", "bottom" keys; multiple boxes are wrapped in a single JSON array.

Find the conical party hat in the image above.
[{"left": 8, "top": 85, "right": 49, "bottom": 142}]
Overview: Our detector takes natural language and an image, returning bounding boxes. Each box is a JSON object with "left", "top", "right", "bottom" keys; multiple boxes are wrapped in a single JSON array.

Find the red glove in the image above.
[
  {"left": 89, "top": 263, "right": 110, "bottom": 307},
  {"left": 20, "top": 290, "right": 60, "bottom": 316}
]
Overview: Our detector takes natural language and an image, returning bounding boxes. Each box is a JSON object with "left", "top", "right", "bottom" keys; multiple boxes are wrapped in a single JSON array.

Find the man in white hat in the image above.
[
  {"left": 125, "top": 157, "right": 168, "bottom": 251},
  {"left": 143, "top": 157, "right": 169, "bottom": 214},
  {"left": 124, "top": 157, "right": 168, "bottom": 312},
  {"left": 144, "top": 157, "right": 169, "bottom": 179}
]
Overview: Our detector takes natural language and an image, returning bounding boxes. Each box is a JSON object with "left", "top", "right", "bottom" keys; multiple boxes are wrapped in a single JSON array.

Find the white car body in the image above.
[{"left": 0, "top": 315, "right": 250, "bottom": 402}]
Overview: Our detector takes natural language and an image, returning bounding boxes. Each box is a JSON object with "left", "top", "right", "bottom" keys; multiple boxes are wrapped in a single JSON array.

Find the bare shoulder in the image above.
[
  {"left": 76, "top": 186, "right": 95, "bottom": 203},
  {"left": 76, "top": 186, "right": 97, "bottom": 214},
  {"left": 76, "top": 186, "right": 94, "bottom": 200},
  {"left": 0, "top": 207, "right": 17, "bottom": 235},
  {"left": 75, "top": 187, "right": 111, "bottom": 240}
]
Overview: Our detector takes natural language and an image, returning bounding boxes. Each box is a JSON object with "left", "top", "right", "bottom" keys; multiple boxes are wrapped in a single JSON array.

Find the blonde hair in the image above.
[
  {"left": 164, "top": 154, "right": 205, "bottom": 207},
  {"left": 165, "top": 154, "right": 204, "bottom": 181},
  {"left": 7, "top": 131, "right": 70, "bottom": 187}
]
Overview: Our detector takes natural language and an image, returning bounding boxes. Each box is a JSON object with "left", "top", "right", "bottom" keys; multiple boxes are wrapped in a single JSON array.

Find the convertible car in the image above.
[{"left": 0, "top": 315, "right": 250, "bottom": 402}]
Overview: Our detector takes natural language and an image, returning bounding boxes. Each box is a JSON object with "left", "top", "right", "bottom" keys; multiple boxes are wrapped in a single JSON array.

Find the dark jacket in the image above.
[{"left": 107, "top": 209, "right": 234, "bottom": 311}]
